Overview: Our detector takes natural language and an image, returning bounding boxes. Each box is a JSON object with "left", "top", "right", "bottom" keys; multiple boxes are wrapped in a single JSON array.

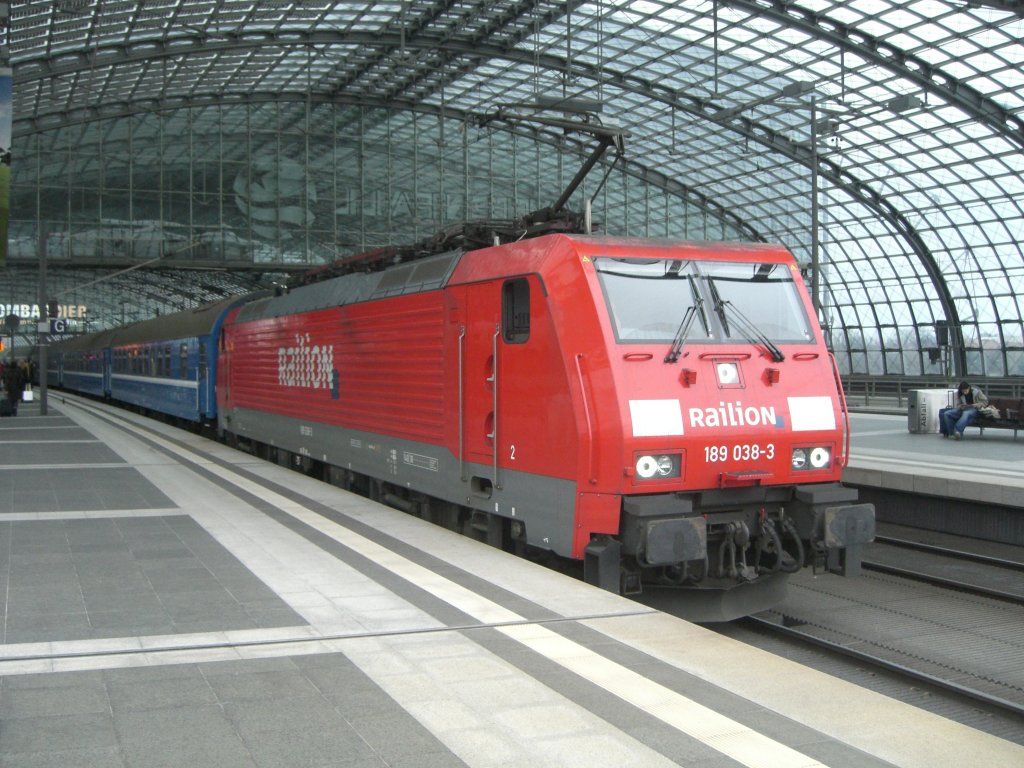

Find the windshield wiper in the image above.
[
  {"left": 688, "top": 274, "right": 709, "bottom": 335},
  {"left": 707, "top": 278, "right": 731, "bottom": 336},
  {"left": 664, "top": 276, "right": 708, "bottom": 364},
  {"left": 713, "top": 295, "right": 786, "bottom": 362},
  {"left": 665, "top": 307, "right": 696, "bottom": 363}
]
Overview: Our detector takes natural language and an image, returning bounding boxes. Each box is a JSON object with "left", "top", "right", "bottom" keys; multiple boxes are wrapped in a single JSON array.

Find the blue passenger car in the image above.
[
  {"left": 48, "top": 328, "right": 116, "bottom": 397},
  {"left": 49, "top": 294, "right": 256, "bottom": 423},
  {"left": 105, "top": 295, "right": 256, "bottom": 422}
]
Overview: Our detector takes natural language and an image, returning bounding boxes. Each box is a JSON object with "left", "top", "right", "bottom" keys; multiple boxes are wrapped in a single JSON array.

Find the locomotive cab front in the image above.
[{"left": 579, "top": 244, "right": 874, "bottom": 599}]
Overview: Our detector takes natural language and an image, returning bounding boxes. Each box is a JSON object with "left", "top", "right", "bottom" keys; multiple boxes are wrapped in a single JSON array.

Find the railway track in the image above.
[
  {"left": 862, "top": 534, "right": 1024, "bottom": 603},
  {"left": 742, "top": 608, "right": 1024, "bottom": 721},
  {"left": 712, "top": 532, "right": 1024, "bottom": 739}
]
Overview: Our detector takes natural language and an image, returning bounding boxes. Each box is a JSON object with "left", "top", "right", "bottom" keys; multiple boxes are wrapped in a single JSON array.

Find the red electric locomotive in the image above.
[{"left": 216, "top": 233, "right": 874, "bottom": 618}]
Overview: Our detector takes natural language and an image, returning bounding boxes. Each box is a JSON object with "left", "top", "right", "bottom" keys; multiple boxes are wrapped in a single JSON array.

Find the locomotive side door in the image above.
[
  {"left": 461, "top": 280, "right": 503, "bottom": 488},
  {"left": 460, "top": 277, "right": 533, "bottom": 494}
]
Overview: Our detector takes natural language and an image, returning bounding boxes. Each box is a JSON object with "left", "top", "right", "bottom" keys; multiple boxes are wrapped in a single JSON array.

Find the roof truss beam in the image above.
[
  {"left": 13, "top": 26, "right": 945, "bottom": 309},
  {"left": 720, "top": 0, "right": 1024, "bottom": 151}
]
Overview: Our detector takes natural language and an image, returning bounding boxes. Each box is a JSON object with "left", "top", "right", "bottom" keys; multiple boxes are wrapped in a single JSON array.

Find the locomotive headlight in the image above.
[
  {"left": 791, "top": 446, "right": 831, "bottom": 470},
  {"left": 634, "top": 453, "right": 681, "bottom": 479},
  {"left": 791, "top": 448, "right": 808, "bottom": 470},
  {"left": 716, "top": 361, "right": 740, "bottom": 386},
  {"left": 809, "top": 446, "right": 832, "bottom": 468}
]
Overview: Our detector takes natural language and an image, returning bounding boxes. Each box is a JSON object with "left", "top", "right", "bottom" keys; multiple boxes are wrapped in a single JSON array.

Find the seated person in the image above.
[{"left": 940, "top": 380, "right": 988, "bottom": 439}]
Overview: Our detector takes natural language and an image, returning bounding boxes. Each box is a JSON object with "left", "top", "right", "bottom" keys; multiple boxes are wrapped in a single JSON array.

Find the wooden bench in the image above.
[{"left": 974, "top": 397, "right": 1024, "bottom": 439}]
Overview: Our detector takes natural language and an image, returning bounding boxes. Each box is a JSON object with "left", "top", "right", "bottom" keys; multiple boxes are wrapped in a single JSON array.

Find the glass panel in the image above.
[{"left": 595, "top": 257, "right": 813, "bottom": 345}]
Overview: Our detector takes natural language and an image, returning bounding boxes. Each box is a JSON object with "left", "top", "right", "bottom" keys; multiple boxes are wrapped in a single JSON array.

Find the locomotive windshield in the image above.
[{"left": 595, "top": 258, "right": 814, "bottom": 345}]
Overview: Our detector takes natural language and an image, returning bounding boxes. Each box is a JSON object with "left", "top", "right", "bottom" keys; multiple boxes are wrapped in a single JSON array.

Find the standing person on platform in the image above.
[
  {"left": 2, "top": 359, "right": 25, "bottom": 416},
  {"left": 940, "top": 380, "right": 988, "bottom": 440}
]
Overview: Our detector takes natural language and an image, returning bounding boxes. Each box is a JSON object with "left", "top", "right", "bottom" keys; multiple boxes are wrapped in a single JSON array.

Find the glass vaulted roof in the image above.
[{"left": 2, "top": 0, "right": 1023, "bottom": 377}]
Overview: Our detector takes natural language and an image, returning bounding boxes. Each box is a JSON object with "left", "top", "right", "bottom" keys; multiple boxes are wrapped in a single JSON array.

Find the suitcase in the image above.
[
  {"left": 938, "top": 406, "right": 955, "bottom": 436},
  {"left": 0, "top": 398, "right": 14, "bottom": 417}
]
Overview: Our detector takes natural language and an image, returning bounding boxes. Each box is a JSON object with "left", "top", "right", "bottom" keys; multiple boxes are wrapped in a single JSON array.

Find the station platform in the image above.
[
  {"left": 846, "top": 411, "right": 1024, "bottom": 510},
  {"left": 1, "top": 395, "right": 1022, "bottom": 768}
]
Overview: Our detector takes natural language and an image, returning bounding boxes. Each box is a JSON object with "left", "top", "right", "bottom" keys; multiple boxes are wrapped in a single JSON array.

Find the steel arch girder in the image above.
[{"left": 720, "top": 0, "right": 1024, "bottom": 152}]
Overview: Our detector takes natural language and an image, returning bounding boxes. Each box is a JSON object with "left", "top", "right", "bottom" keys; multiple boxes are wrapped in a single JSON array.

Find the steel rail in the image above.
[
  {"left": 861, "top": 560, "right": 1024, "bottom": 604},
  {"left": 872, "top": 535, "right": 1024, "bottom": 571},
  {"left": 742, "top": 614, "right": 1024, "bottom": 721}
]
